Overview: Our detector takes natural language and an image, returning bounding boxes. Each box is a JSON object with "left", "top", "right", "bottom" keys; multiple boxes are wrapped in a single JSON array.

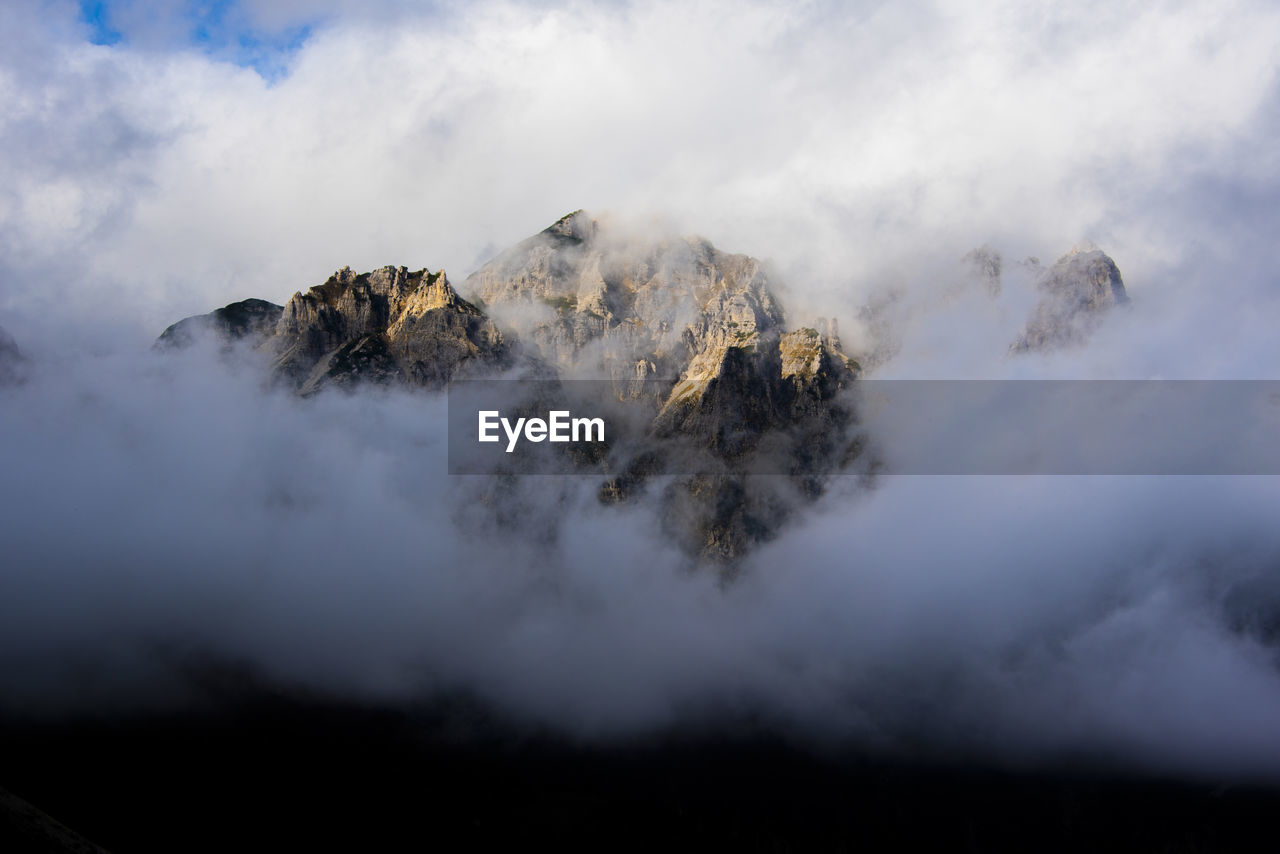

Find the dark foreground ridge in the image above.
[{"left": 2, "top": 689, "right": 1276, "bottom": 853}]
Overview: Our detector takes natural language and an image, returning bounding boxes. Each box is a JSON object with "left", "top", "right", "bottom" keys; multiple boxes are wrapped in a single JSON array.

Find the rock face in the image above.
[
  {"left": 154, "top": 216, "right": 1133, "bottom": 562},
  {"left": 467, "top": 212, "right": 860, "bottom": 560},
  {"left": 469, "top": 211, "right": 857, "bottom": 430},
  {"left": 270, "top": 265, "right": 510, "bottom": 394},
  {"left": 963, "top": 245, "right": 1003, "bottom": 298},
  {"left": 157, "top": 298, "right": 284, "bottom": 350},
  {"left": 0, "top": 326, "right": 26, "bottom": 385},
  {"left": 469, "top": 211, "right": 781, "bottom": 383},
  {"left": 157, "top": 212, "right": 863, "bottom": 562},
  {"left": 158, "top": 267, "right": 510, "bottom": 395},
  {"left": 1012, "top": 245, "right": 1128, "bottom": 352}
]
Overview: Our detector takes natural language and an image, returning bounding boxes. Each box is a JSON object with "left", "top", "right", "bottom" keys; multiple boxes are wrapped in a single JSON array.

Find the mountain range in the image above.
[{"left": 138, "top": 211, "right": 1130, "bottom": 561}]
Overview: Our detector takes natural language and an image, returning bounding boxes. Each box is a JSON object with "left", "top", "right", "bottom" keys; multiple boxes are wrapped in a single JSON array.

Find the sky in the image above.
[
  {"left": 3, "top": 0, "right": 1280, "bottom": 781},
  {"left": 2, "top": 0, "right": 1277, "bottom": 360},
  {"left": 77, "top": 0, "right": 316, "bottom": 79}
]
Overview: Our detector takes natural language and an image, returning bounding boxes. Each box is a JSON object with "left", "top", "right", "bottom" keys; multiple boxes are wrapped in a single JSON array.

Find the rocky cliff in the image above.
[
  {"left": 463, "top": 212, "right": 860, "bottom": 560},
  {"left": 157, "top": 298, "right": 284, "bottom": 350},
  {"left": 468, "top": 211, "right": 857, "bottom": 439},
  {"left": 468, "top": 211, "right": 789, "bottom": 384},
  {"left": 159, "top": 266, "right": 510, "bottom": 394},
  {"left": 273, "top": 265, "right": 510, "bottom": 394},
  {"left": 1012, "top": 244, "right": 1128, "bottom": 352}
]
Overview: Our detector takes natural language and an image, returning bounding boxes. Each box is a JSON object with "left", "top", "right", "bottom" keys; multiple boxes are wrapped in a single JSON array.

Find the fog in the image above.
[{"left": 3, "top": 0, "right": 1280, "bottom": 782}]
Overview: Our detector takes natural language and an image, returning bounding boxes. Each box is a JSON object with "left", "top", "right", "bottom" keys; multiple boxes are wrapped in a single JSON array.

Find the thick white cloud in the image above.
[
  {"left": 3, "top": 0, "right": 1278, "bottom": 349},
  {"left": 2, "top": 0, "right": 1280, "bottom": 781}
]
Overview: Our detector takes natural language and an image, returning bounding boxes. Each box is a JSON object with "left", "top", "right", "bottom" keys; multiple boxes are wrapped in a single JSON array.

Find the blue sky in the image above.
[
  {"left": 79, "top": 0, "right": 314, "bottom": 81},
  {"left": 80, "top": 1, "right": 123, "bottom": 45}
]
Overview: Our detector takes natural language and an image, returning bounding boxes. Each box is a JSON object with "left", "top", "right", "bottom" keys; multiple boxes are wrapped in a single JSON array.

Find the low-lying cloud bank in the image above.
[
  {"left": 1, "top": 0, "right": 1280, "bottom": 783},
  {"left": 3, "top": 339, "right": 1280, "bottom": 782}
]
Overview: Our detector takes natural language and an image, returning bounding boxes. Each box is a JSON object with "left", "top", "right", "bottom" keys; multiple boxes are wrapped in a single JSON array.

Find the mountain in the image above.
[
  {"left": 272, "top": 265, "right": 509, "bottom": 394},
  {"left": 159, "top": 267, "right": 510, "bottom": 394},
  {"left": 464, "top": 211, "right": 860, "bottom": 559},
  {"left": 157, "top": 298, "right": 284, "bottom": 350},
  {"left": 468, "top": 211, "right": 856, "bottom": 436},
  {"left": 155, "top": 213, "right": 1127, "bottom": 562},
  {"left": 467, "top": 211, "right": 794, "bottom": 382},
  {"left": 1011, "top": 244, "right": 1128, "bottom": 352}
]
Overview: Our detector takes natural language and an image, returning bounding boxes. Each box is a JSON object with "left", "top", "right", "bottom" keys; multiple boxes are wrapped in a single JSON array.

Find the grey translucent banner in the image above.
[{"left": 448, "top": 379, "right": 1280, "bottom": 475}]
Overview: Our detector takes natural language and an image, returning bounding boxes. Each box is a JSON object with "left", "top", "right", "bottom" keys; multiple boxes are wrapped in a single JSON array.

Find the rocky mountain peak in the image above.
[
  {"left": 157, "top": 212, "right": 864, "bottom": 563},
  {"left": 543, "top": 209, "right": 595, "bottom": 242},
  {"left": 156, "top": 298, "right": 283, "bottom": 350},
  {"left": 465, "top": 211, "right": 794, "bottom": 389},
  {"left": 1048, "top": 248, "right": 1127, "bottom": 306},
  {"left": 273, "top": 265, "right": 506, "bottom": 394},
  {"left": 1011, "top": 245, "right": 1128, "bottom": 352},
  {"left": 962, "top": 245, "right": 1003, "bottom": 297},
  {"left": 159, "top": 264, "right": 507, "bottom": 395},
  {"left": 148, "top": 216, "right": 1143, "bottom": 563},
  {"left": 151, "top": 216, "right": 1136, "bottom": 563}
]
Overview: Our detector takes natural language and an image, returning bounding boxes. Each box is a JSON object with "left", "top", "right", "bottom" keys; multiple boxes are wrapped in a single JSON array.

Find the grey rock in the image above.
[
  {"left": 274, "top": 265, "right": 414, "bottom": 383},
  {"left": 471, "top": 212, "right": 861, "bottom": 562},
  {"left": 467, "top": 211, "right": 787, "bottom": 387},
  {"left": 468, "top": 211, "right": 857, "bottom": 421},
  {"left": 149, "top": 219, "right": 1142, "bottom": 565},
  {"left": 159, "top": 266, "right": 509, "bottom": 393},
  {"left": 150, "top": 213, "right": 867, "bottom": 564},
  {"left": 156, "top": 298, "right": 284, "bottom": 350},
  {"left": 963, "top": 245, "right": 1003, "bottom": 297},
  {"left": 297, "top": 333, "right": 405, "bottom": 396},
  {"left": 273, "top": 265, "right": 508, "bottom": 392},
  {"left": 1012, "top": 245, "right": 1128, "bottom": 352}
]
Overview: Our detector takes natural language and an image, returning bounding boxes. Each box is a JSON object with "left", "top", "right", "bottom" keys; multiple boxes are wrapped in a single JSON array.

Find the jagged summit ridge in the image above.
[
  {"left": 543, "top": 209, "right": 594, "bottom": 241},
  {"left": 463, "top": 211, "right": 839, "bottom": 383},
  {"left": 457, "top": 212, "right": 860, "bottom": 560},
  {"left": 156, "top": 298, "right": 283, "bottom": 350},
  {"left": 152, "top": 212, "right": 1130, "bottom": 562},
  {"left": 158, "top": 263, "right": 509, "bottom": 394},
  {"left": 155, "top": 212, "right": 863, "bottom": 562},
  {"left": 1012, "top": 246, "right": 1128, "bottom": 352},
  {"left": 273, "top": 264, "right": 508, "bottom": 394},
  {"left": 465, "top": 211, "right": 856, "bottom": 443}
]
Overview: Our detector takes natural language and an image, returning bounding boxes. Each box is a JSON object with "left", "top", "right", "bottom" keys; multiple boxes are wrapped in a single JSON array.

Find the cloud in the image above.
[
  {"left": 5, "top": 347, "right": 1280, "bottom": 781},
  {"left": 2, "top": 0, "right": 1280, "bottom": 783},
  {"left": 4, "top": 0, "right": 1277, "bottom": 343}
]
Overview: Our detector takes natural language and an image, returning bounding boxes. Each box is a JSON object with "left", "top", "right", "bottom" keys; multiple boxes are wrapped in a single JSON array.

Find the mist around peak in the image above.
[{"left": 2, "top": 1, "right": 1280, "bottom": 812}]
